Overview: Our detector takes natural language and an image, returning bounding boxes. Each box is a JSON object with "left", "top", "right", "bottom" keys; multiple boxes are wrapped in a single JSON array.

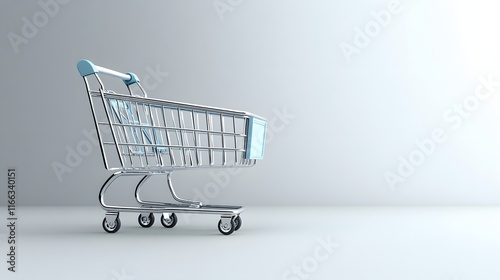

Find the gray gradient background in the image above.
[{"left": 2, "top": 0, "right": 500, "bottom": 206}]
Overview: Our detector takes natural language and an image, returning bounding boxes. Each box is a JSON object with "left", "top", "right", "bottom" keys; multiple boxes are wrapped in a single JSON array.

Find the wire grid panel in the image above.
[{"left": 101, "top": 92, "right": 255, "bottom": 170}]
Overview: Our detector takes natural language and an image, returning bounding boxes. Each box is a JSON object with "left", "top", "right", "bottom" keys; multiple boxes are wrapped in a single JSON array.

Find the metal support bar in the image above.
[{"left": 166, "top": 172, "right": 203, "bottom": 208}]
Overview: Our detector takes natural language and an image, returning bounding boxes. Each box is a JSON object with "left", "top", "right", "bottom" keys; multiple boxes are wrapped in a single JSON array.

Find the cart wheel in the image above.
[
  {"left": 102, "top": 217, "right": 121, "bottom": 233},
  {"left": 161, "top": 213, "right": 177, "bottom": 228},
  {"left": 138, "top": 213, "right": 155, "bottom": 228},
  {"left": 234, "top": 216, "right": 242, "bottom": 231},
  {"left": 218, "top": 219, "right": 235, "bottom": 235}
]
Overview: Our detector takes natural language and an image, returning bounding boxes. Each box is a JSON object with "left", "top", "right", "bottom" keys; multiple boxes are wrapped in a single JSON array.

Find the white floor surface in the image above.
[{"left": 0, "top": 206, "right": 499, "bottom": 279}]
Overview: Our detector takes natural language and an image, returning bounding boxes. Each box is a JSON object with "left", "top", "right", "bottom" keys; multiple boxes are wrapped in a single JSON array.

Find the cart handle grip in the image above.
[{"left": 77, "top": 59, "right": 139, "bottom": 85}]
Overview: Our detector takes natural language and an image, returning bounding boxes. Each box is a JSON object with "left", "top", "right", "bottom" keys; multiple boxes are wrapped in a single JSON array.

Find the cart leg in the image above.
[
  {"left": 166, "top": 172, "right": 203, "bottom": 208},
  {"left": 99, "top": 171, "right": 126, "bottom": 209},
  {"left": 134, "top": 175, "right": 152, "bottom": 205}
]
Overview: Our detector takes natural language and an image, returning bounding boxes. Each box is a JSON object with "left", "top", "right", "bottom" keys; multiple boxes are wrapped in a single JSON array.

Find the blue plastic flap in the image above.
[{"left": 245, "top": 116, "right": 266, "bottom": 160}]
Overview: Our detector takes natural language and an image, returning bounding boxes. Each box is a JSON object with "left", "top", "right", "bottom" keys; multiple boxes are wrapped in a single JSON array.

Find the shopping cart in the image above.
[{"left": 77, "top": 60, "right": 266, "bottom": 235}]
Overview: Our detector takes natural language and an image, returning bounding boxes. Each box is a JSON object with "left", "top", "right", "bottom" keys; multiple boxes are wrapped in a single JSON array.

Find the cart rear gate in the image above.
[{"left": 77, "top": 60, "right": 266, "bottom": 235}]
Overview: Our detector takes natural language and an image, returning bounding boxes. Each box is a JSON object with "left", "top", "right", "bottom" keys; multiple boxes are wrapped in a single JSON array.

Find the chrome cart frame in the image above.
[{"left": 77, "top": 60, "right": 266, "bottom": 235}]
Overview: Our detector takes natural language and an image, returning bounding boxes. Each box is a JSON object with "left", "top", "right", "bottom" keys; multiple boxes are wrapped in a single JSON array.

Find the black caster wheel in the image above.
[
  {"left": 161, "top": 213, "right": 177, "bottom": 228},
  {"left": 138, "top": 213, "right": 155, "bottom": 228},
  {"left": 218, "top": 219, "right": 235, "bottom": 235},
  {"left": 102, "top": 216, "right": 121, "bottom": 233},
  {"left": 234, "top": 216, "right": 242, "bottom": 231}
]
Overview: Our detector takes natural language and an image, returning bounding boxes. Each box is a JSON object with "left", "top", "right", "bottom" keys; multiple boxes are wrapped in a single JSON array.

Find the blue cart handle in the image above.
[{"left": 77, "top": 59, "right": 139, "bottom": 85}]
